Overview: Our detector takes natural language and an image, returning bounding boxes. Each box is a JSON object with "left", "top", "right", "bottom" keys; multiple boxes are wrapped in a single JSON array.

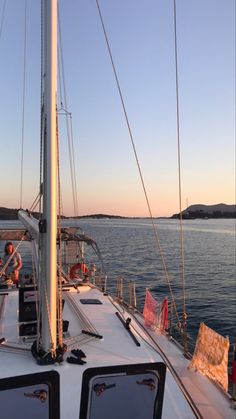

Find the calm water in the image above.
[
  {"left": 76, "top": 218, "right": 236, "bottom": 351},
  {"left": 0, "top": 218, "right": 235, "bottom": 354}
]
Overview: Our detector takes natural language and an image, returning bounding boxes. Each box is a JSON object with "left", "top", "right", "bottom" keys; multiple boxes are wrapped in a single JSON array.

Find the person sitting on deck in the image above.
[{"left": 0, "top": 242, "right": 22, "bottom": 285}]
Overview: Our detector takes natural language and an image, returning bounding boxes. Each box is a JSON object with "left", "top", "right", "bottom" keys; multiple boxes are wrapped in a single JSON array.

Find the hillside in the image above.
[
  {"left": 0, "top": 207, "right": 22, "bottom": 220},
  {"left": 0, "top": 207, "right": 124, "bottom": 220},
  {"left": 0, "top": 207, "right": 43, "bottom": 220},
  {"left": 172, "top": 203, "right": 236, "bottom": 219},
  {"left": 1, "top": 205, "right": 235, "bottom": 220}
]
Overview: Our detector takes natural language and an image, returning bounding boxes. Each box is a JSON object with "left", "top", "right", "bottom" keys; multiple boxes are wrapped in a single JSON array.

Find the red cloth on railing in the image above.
[
  {"left": 143, "top": 289, "right": 168, "bottom": 332},
  {"left": 143, "top": 289, "right": 159, "bottom": 328}
]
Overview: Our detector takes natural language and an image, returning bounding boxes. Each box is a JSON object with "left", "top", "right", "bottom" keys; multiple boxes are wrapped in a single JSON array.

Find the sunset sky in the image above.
[{"left": 0, "top": 0, "right": 235, "bottom": 217}]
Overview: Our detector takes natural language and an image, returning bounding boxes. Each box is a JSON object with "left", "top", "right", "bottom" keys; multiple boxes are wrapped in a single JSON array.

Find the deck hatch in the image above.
[
  {"left": 0, "top": 370, "right": 60, "bottom": 419},
  {"left": 79, "top": 362, "right": 166, "bottom": 419},
  {"left": 80, "top": 299, "right": 102, "bottom": 305}
]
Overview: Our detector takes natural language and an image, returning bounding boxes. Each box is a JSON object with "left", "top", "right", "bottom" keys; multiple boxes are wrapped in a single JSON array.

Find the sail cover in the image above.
[{"left": 188, "top": 322, "right": 229, "bottom": 391}]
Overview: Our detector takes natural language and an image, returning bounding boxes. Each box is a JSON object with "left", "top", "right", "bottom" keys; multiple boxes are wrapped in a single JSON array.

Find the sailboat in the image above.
[{"left": 0, "top": 1, "right": 235, "bottom": 418}]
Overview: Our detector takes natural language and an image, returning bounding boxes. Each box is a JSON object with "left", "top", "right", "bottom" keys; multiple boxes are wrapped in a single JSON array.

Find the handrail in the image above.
[{"left": 92, "top": 272, "right": 137, "bottom": 311}]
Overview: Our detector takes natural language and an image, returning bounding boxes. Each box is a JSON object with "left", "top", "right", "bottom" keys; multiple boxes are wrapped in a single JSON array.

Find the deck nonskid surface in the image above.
[{"left": 0, "top": 286, "right": 234, "bottom": 418}]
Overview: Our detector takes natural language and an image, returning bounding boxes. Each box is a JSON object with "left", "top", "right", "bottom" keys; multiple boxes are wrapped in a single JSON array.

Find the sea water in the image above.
[
  {"left": 0, "top": 218, "right": 235, "bottom": 353},
  {"left": 77, "top": 218, "right": 236, "bottom": 350}
]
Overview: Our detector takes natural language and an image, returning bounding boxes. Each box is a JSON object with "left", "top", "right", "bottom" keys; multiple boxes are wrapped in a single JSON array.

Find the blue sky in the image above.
[{"left": 0, "top": 0, "right": 235, "bottom": 216}]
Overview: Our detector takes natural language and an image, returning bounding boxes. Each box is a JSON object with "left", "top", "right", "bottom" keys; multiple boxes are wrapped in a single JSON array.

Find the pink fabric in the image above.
[
  {"left": 143, "top": 289, "right": 168, "bottom": 332},
  {"left": 143, "top": 289, "right": 158, "bottom": 327}
]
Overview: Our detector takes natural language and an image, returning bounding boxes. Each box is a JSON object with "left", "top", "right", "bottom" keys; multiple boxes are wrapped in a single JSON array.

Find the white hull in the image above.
[{"left": 0, "top": 283, "right": 234, "bottom": 418}]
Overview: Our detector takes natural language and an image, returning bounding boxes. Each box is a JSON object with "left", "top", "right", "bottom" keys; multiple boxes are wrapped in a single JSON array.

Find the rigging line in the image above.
[
  {"left": 58, "top": 44, "right": 63, "bottom": 107},
  {"left": 41, "top": 280, "right": 55, "bottom": 352},
  {"left": 39, "top": 0, "right": 44, "bottom": 218},
  {"left": 173, "top": 0, "right": 187, "bottom": 351},
  {"left": 36, "top": 252, "right": 56, "bottom": 353},
  {"left": 58, "top": 24, "right": 78, "bottom": 216},
  {"left": 58, "top": 6, "right": 78, "bottom": 216},
  {"left": 29, "top": 192, "right": 41, "bottom": 212},
  {"left": 35, "top": 0, "right": 45, "bottom": 354},
  {"left": 56, "top": 113, "right": 63, "bottom": 346},
  {"left": 69, "top": 114, "right": 79, "bottom": 214},
  {"left": 58, "top": 25, "right": 76, "bottom": 216},
  {"left": 57, "top": 31, "right": 64, "bottom": 218},
  {"left": 20, "top": 0, "right": 28, "bottom": 209},
  {"left": 124, "top": 310, "right": 203, "bottom": 418},
  {"left": 65, "top": 292, "right": 99, "bottom": 333},
  {"left": 31, "top": 247, "right": 41, "bottom": 345},
  {"left": 0, "top": 0, "right": 6, "bottom": 42},
  {"left": 95, "top": 0, "right": 181, "bottom": 327}
]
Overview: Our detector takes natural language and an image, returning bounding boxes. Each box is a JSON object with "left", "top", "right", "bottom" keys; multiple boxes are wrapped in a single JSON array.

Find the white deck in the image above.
[{"left": 0, "top": 284, "right": 235, "bottom": 418}]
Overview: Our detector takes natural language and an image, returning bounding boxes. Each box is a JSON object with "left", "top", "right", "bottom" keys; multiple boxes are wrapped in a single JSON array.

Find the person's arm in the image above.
[
  {"left": 14, "top": 253, "right": 22, "bottom": 272},
  {"left": 10, "top": 254, "right": 22, "bottom": 283}
]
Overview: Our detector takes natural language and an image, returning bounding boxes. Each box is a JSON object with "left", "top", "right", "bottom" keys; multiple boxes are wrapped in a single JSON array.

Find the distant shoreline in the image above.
[
  {"left": 0, "top": 204, "right": 235, "bottom": 220},
  {"left": 172, "top": 203, "right": 235, "bottom": 219}
]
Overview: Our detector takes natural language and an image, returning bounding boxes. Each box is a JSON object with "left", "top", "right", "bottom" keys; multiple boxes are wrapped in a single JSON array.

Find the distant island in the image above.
[
  {"left": 172, "top": 203, "right": 236, "bottom": 219},
  {"left": 71, "top": 213, "right": 125, "bottom": 219},
  {"left": 0, "top": 207, "right": 127, "bottom": 220},
  {"left": 0, "top": 207, "right": 29, "bottom": 220},
  {"left": 0, "top": 204, "right": 235, "bottom": 220}
]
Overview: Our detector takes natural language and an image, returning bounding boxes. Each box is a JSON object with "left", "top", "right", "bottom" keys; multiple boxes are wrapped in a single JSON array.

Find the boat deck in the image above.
[{"left": 0, "top": 284, "right": 234, "bottom": 418}]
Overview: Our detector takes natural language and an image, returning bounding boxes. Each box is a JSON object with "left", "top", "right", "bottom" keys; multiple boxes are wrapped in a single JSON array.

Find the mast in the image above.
[
  {"left": 40, "top": 0, "right": 58, "bottom": 354},
  {"left": 18, "top": 0, "right": 58, "bottom": 359}
]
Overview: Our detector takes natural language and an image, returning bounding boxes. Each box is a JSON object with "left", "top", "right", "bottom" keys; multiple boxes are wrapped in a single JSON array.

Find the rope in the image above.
[
  {"left": 0, "top": 0, "right": 6, "bottom": 42},
  {"left": 173, "top": 0, "right": 187, "bottom": 352},
  {"left": 0, "top": 343, "right": 31, "bottom": 355},
  {"left": 58, "top": 43, "right": 63, "bottom": 109},
  {"left": 65, "top": 292, "right": 99, "bottom": 334},
  {"left": 43, "top": 280, "right": 55, "bottom": 352},
  {"left": 58, "top": 6, "right": 79, "bottom": 216},
  {"left": 35, "top": 0, "right": 44, "bottom": 353},
  {"left": 95, "top": 0, "right": 181, "bottom": 327},
  {"left": 56, "top": 112, "right": 64, "bottom": 347},
  {"left": 31, "top": 245, "right": 41, "bottom": 345},
  {"left": 29, "top": 192, "right": 41, "bottom": 213},
  {"left": 64, "top": 334, "right": 95, "bottom": 349},
  {"left": 19, "top": 0, "right": 28, "bottom": 209},
  {"left": 69, "top": 113, "right": 79, "bottom": 214},
  {"left": 125, "top": 309, "right": 203, "bottom": 418},
  {"left": 107, "top": 297, "right": 201, "bottom": 416},
  {"left": 39, "top": 0, "right": 44, "bottom": 218}
]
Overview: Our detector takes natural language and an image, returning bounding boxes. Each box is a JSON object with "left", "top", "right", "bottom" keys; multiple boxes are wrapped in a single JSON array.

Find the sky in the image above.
[{"left": 0, "top": 0, "right": 235, "bottom": 217}]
